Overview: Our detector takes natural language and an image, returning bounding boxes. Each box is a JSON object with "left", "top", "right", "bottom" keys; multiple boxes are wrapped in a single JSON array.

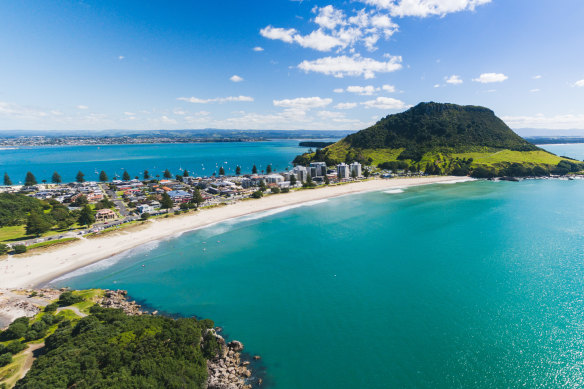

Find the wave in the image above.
[
  {"left": 384, "top": 188, "right": 405, "bottom": 194},
  {"left": 50, "top": 240, "right": 161, "bottom": 283},
  {"left": 436, "top": 178, "right": 475, "bottom": 184}
]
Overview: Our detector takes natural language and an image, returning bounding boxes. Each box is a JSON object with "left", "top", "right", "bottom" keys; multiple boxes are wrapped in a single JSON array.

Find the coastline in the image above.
[{"left": 0, "top": 176, "right": 473, "bottom": 289}]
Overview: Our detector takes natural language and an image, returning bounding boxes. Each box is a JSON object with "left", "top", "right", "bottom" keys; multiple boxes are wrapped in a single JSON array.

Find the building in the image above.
[
  {"left": 264, "top": 174, "right": 285, "bottom": 184},
  {"left": 337, "top": 163, "right": 350, "bottom": 179},
  {"left": 95, "top": 208, "right": 117, "bottom": 223},
  {"left": 310, "top": 162, "right": 327, "bottom": 177},
  {"left": 167, "top": 190, "right": 192, "bottom": 203},
  {"left": 292, "top": 166, "right": 308, "bottom": 182},
  {"left": 136, "top": 204, "right": 155, "bottom": 214},
  {"left": 350, "top": 162, "right": 362, "bottom": 177}
]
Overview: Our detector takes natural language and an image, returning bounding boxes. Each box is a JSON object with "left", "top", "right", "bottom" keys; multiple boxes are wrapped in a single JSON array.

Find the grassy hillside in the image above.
[{"left": 295, "top": 102, "right": 583, "bottom": 177}]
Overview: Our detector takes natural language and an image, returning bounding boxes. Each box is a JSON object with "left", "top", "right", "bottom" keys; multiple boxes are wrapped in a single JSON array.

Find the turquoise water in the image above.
[
  {"left": 54, "top": 180, "right": 584, "bottom": 388},
  {"left": 0, "top": 140, "right": 309, "bottom": 184},
  {"left": 540, "top": 143, "right": 584, "bottom": 161}
]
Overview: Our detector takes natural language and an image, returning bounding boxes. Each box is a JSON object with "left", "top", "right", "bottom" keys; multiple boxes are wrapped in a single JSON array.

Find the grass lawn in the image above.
[
  {"left": 0, "top": 225, "right": 27, "bottom": 242},
  {"left": 27, "top": 237, "right": 80, "bottom": 251}
]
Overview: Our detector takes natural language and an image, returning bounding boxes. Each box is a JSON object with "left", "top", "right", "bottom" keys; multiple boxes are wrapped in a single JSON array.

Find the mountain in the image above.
[{"left": 295, "top": 102, "right": 582, "bottom": 177}]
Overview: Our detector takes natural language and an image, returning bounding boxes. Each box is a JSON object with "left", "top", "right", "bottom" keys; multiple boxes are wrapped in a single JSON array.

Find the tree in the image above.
[
  {"left": 76, "top": 171, "right": 85, "bottom": 183},
  {"left": 0, "top": 243, "right": 9, "bottom": 255},
  {"left": 122, "top": 171, "right": 131, "bottom": 181},
  {"left": 51, "top": 172, "right": 62, "bottom": 184},
  {"left": 160, "top": 192, "right": 174, "bottom": 211},
  {"left": 251, "top": 190, "right": 263, "bottom": 199},
  {"left": 252, "top": 164, "right": 258, "bottom": 174},
  {"left": 99, "top": 171, "right": 109, "bottom": 182},
  {"left": 175, "top": 175, "right": 183, "bottom": 182},
  {"left": 163, "top": 169, "right": 172, "bottom": 179},
  {"left": 191, "top": 188, "right": 204, "bottom": 206},
  {"left": 183, "top": 170, "right": 189, "bottom": 177},
  {"left": 13, "top": 245, "right": 27, "bottom": 254},
  {"left": 266, "top": 164, "right": 272, "bottom": 174},
  {"left": 143, "top": 170, "right": 150, "bottom": 180},
  {"left": 219, "top": 166, "right": 225, "bottom": 176},
  {"left": 290, "top": 175, "right": 297, "bottom": 186},
  {"left": 363, "top": 169, "right": 370, "bottom": 178},
  {"left": 324, "top": 176, "right": 330, "bottom": 185},
  {"left": 72, "top": 195, "right": 88, "bottom": 207},
  {"left": 26, "top": 211, "right": 53, "bottom": 236},
  {"left": 259, "top": 180, "right": 267, "bottom": 192},
  {"left": 25, "top": 172, "right": 37, "bottom": 186},
  {"left": 78, "top": 205, "right": 95, "bottom": 226},
  {"left": 3, "top": 173, "right": 12, "bottom": 186},
  {"left": 235, "top": 166, "right": 241, "bottom": 176}
]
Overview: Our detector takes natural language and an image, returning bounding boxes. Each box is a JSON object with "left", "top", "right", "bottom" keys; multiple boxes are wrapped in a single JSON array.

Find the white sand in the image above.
[{"left": 0, "top": 177, "right": 473, "bottom": 289}]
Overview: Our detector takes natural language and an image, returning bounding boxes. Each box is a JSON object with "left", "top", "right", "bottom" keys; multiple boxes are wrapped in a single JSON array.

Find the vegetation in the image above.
[
  {"left": 99, "top": 171, "right": 109, "bottom": 182},
  {"left": 160, "top": 192, "right": 174, "bottom": 211},
  {"left": 3, "top": 173, "right": 12, "bottom": 186},
  {"left": 251, "top": 190, "right": 263, "bottom": 199},
  {"left": 24, "top": 172, "right": 37, "bottom": 187},
  {"left": 51, "top": 172, "right": 62, "bottom": 184},
  {"left": 163, "top": 169, "right": 172, "bottom": 179},
  {"left": 0, "top": 194, "right": 46, "bottom": 227},
  {"left": 295, "top": 102, "right": 583, "bottom": 177},
  {"left": 235, "top": 166, "right": 241, "bottom": 175},
  {"left": 252, "top": 164, "right": 257, "bottom": 174},
  {"left": 122, "top": 171, "right": 131, "bottom": 181},
  {"left": 0, "top": 243, "right": 9, "bottom": 255},
  {"left": 13, "top": 245, "right": 27, "bottom": 254},
  {"left": 15, "top": 305, "right": 210, "bottom": 388},
  {"left": 219, "top": 166, "right": 225, "bottom": 176},
  {"left": 75, "top": 171, "right": 85, "bottom": 183},
  {"left": 77, "top": 205, "right": 95, "bottom": 227},
  {"left": 143, "top": 170, "right": 150, "bottom": 180}
]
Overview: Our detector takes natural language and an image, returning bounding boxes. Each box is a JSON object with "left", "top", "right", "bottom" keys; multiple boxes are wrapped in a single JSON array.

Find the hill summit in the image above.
[{"left": 295, "top": 102, "right": 582, "bottom": 177}]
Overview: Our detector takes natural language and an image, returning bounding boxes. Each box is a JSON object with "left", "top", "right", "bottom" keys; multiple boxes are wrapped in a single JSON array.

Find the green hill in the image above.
[{"left": 295, "top": 102, "right": 583, "bottom": 177}]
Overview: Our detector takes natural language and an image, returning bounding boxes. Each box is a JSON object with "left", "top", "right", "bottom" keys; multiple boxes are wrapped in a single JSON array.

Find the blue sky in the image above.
[{"left": 0, "top": 0, "right": 583, "bottom": 131}]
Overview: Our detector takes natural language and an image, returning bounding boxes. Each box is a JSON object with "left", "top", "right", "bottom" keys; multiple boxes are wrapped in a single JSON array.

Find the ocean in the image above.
[
  {"left": 0, "top": 140, "right": 311, "bottom": 184},
  {"left": 53, "top": 178, "right": 584, "bottom": 388}
]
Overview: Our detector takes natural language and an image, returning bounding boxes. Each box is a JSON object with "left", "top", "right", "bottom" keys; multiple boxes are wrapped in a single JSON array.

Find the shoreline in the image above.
[{"left": 0, "top": 177, "right": 473, "bottom": 289}]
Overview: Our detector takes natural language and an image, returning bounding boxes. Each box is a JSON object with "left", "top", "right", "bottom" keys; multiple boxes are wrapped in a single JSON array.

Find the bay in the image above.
[{"left": 54, "top": 179, "right": 584, "bottom": 388}]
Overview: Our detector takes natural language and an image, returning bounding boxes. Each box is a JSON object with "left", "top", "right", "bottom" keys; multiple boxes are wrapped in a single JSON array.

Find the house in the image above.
[
  {"left": 95, "top": 208, "right": 117, "bottom": 223},
  {"left": 167, "top": 190, "right": 192, "bottom": 203},
  {"left": 137, "top": 204, "right": 155, "bottom": 214}
]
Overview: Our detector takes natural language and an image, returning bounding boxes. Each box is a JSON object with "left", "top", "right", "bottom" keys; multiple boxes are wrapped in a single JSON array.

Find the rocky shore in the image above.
[
  {"left": 204, "top": 329, "right": 254, "bottom": 389},
  {"left": 100, "top": 289, "right": 143, "bottom": 315}
]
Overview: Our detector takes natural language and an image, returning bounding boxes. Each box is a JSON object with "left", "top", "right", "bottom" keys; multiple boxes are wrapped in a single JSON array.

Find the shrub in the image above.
[
  {"left": 57, "top": 291, "right": 84, "bottom": 307},
  {"left": 44, "top": 302, "right": 58, "bottom": 313},
  {"left": 0, "top": 244, "right": 9, "bottom": 255},
  {"left": 13, "top": 245, "right": 27, "bottom": 254},
  {"left": 281, "top": 187, "right": 290, "bottom": 193},
  {"left": 251, "top": 190, "right": 263, "bottom": 199},
  {"left": 271, "top": 187, "right": 281, "bottom": 194},
  {"left": 5, "top": 340, "right": 26, "bottom": 355},
  {"left": 140, "top": 212, "right": 151, "bottom": 220},
  {"left": 0, "top": 353, "right": 12, "bottom": 367},
  {"left": 0, "top": 318, "right": 29, "bottom": 341}
]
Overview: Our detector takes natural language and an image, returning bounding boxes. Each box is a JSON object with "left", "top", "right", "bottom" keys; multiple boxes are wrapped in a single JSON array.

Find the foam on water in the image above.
[{"left": 384, "top": 188, "right": 405, "bottom": 194}]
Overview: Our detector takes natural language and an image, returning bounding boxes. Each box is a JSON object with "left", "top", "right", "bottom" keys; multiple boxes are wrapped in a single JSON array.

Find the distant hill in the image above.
[{"left": 295, "top": 102, "right": 583, "bottom": 177}]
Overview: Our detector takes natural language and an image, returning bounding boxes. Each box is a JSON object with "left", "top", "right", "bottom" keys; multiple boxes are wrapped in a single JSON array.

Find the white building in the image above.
[
  {"left": 137, "top": 204, "right": 155, "bottom": 214},
  {"left": 337, "top": 163, "right": 350, "bottom": 179},
  {"left": 264, "top": 174, "right": 285, "bottom": 184},
  {"left": 350, "top": 162, "right": 362, "bottom": 177},
  {"left": 292, "top": 166, "right": 308, "bottom": 182}
]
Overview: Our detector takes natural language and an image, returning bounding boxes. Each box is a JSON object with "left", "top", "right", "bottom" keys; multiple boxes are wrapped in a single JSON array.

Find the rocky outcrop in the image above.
[
  {"left": 99, "top": 289, "right": 143, "bottom": 315},
  {"left": 205, "top": 329, "right": 253, "bottom": 389}
]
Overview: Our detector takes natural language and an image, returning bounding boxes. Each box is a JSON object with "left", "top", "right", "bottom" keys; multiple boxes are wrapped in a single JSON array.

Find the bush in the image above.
[
  {"left": 0, "top": 318, "right": 29, "bottom": 341},
  {"left": 270, "top": 187, "right": 281, "bottom": 194},
  {"left": 57, "top": 291, "right": 84, "bottom": 307},
  {"left": 281, "top": 187, "right": 290, "bottom": 193},
  {"left": 0, "top": 353, "right": 12, "bottom": 367},
  {"left": 140, "top": 212, "right": 151, "bottom": 220},
  {"left": 5, "top": 340, "right": 26, "bottom": 355},
  {"left": 44, "top": 302, "right": 58, "bottom": 313},
  {"left": 251, "top": 190, "right": 263, "bottom": 199},
  {"left": 13, "top": 245, "right": 27, "bottom": 254},
  {"left": 0, "top": 244, "right": 9, "bottom": 255},
  {"left": 471, "top": 166, "right": 497, "bottom": 179}
]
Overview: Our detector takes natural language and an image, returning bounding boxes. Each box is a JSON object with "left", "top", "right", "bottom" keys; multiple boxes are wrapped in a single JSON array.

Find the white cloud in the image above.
[
  {"left": 347, "top": 85, "right": 378, "bottom": 95},
  {"left": 362, "top": 0, "right": 491, "bottom": 17},
  {"left": 361, "top": 96, "right": 407, "bottom": 109},
  {"left": 230, "top": 75, "right": 244, "bottom": 82},
  {"left": 77, "top": 105, "right": 89, "bottom": 110},
  {"left": 472, "top": 73, "right": 508, "bottom": 83},
  {"left": 434, "top": 84, "right": 441, "bottom": 88},
  {"left": 253, "top": 46, "right": 264, "bottom": 52},
  {"left": 529, "top": 89, "right": 540, "bottom": 93},
  {"left": 118, "top": 55, "right": 125, "bottom": 60},
  {"left": 445, "top": 75, "right": 463, "bottom": 84},
  {"left": 533, "top": 75, "right": 542, "bottom": 79},
  {"left": 123, "top": 112, "right": 135, "bottom": 116},
  {"left": 260, "top": 5, "right": 399, "bottom": 52},
  {"left": 574, "top": 79, "right": 584, "bottom": 87},
  {"left": 273, "top": 96, "right": 332, "bottom": 110},
  {"left": 298, "top": 54, "right": 402, "bottom": 79},
  {"left": 313, "top": 5, "right": 346, "bottom": 30},
  {"left": 381, "top": 84, "right": 396, "bottom": 92},
  {"left": 177, "top": 96, "right": 254, "bottom": 103},
  {"left": 260, "top": 26, "right": 297, "bottom": 43},
  {"left": 502, "top": 113, "right": 584, "bottom": 130},
  {"left": 333, "top": 88, "right": 344, "bottom": 93},
  {"left": 335, "top": 102, "right": 358, "bottom": 109}
]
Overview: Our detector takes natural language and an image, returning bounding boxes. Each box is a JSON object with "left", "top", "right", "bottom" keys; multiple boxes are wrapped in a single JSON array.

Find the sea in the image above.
[
  {"left": 2, "top": 141, "right": 580, "bottom": 387},
  {"left": 45, "top": 142, "right": 584, "bottom": 388},
  {"left": 0, "top": 140, "right": 312, "bottom": 184}
]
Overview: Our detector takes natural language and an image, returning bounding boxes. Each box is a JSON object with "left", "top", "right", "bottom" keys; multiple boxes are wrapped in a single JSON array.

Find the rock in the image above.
[
  {"left": 253, "top": 355, "right": 261, "bottom": 360},
  {"left": 228, "top": 340, "right": 244, "bottom": 351}
]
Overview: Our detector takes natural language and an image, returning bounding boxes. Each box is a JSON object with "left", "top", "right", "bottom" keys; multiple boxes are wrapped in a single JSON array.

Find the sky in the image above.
[{"left": 0, "top": 0, "right": 583, "bottom": 132}]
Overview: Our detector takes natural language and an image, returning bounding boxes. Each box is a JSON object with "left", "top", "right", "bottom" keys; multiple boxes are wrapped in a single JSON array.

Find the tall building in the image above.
[
  {"left": 310, "top": 162, "right": 327, "bottom": 177},
  {"left": 292, "top": 166, "right": 308, "bottom": 182},
  {"left": 350, "top": 162, "right": 362, "bottom": 177},
  {"left": 337, "top": 163, "right": 350, "bottom": 179}
]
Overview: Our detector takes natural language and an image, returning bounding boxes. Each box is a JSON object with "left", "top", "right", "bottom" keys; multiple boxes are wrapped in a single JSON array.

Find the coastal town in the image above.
[{"left": 0, "top": 161, "right": 388, "bottom": 253}]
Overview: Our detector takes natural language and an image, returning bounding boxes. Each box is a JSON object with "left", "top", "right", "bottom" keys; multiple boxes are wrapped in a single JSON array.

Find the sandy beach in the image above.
[{"left": 0, "top": 176, "right": 473, "bottom": 289}]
